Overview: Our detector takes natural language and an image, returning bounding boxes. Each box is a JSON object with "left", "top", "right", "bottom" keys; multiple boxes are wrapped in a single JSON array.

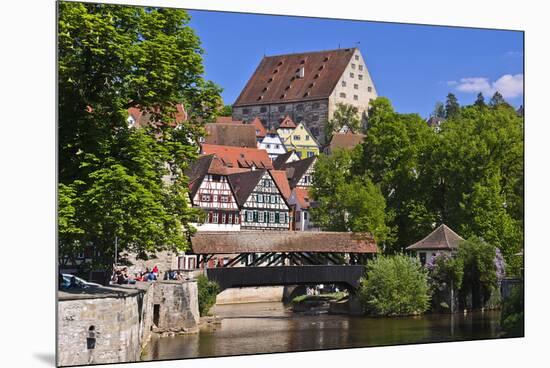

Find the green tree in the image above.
[
  {"left": 456, "top": 237, "right": 497, "bottom": 309},
  {"left": 325, "top": 102, "right": 361, "bottom": 142},
  {"left": 58, "top": 3, "right": 221, "bottom": 273},
  {"left": 219, "top": 104, "right": 233, "bottom": 117},
  {"left": 489, "top": 91, "right": 507, "bottom": 107},
  {"left": 430, "top": 105, "right": 523, "bottom": 274},
  {"left": 445, "top": 93, "right": 460, "bottom": 118},
  {"left": 359, "top": 254, "right": 430, "bottom": 316},
  {"left": 310, "top": 148, "right": 392, "bottom": 243},
  {"left": 474, "top": 92, "right": 486, "bottom": 108},
  {"left": 433, "top": 101, "right": 446, "bottom": 118},
  {"left": 360, "top": 98, "right": 437, "bottom": 252}
]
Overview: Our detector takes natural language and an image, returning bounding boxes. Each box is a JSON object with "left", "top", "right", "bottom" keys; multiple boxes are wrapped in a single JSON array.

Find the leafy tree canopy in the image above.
[
  {"left": 432, "top": 101, "right": 446, "bottom": 118},
  {"left": 445, "top": 93, "right": 460, "bottom": 119},
  {"left": 325, "top": 102, "right": 361, "bottom": 142},
  {"left": 310, "top": 147, "right": 393, "bottom": 244},
  {"left": 58, "top": 3, "right": 221, "bottom": 271}
]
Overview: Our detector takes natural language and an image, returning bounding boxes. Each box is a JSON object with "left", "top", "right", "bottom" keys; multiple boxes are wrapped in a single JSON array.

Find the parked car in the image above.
[{"left": 60, "top": 274, "right": 102, "bottom": 289}]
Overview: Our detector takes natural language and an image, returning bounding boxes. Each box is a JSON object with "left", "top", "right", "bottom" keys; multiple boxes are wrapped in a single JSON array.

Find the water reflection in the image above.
[{"left": 142, "top": 302, "right": 503, "bottom": 361}]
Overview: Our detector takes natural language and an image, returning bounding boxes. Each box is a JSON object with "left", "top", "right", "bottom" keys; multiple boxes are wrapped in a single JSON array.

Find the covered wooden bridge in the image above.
[{"left": 190, "top": 231, "right": 378, "bottom": 291}]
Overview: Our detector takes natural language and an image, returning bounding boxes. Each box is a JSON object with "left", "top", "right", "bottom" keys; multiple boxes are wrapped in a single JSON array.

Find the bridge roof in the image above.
[{"left": 190, "top": 231, "right": 378, "bottom": 254}]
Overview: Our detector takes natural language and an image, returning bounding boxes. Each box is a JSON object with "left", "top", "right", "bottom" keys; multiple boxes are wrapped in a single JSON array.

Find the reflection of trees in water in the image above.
[
  {"left": 287, "top": 316, "right": 351, "bottom": 351},
  {"left": 141, "top": 303, "right": 502, "bottom": 361}
]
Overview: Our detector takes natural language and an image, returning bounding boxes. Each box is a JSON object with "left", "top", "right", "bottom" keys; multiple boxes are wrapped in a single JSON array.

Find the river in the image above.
[{"left": 142, "top": 301, "right": 503, "bottom": 361}]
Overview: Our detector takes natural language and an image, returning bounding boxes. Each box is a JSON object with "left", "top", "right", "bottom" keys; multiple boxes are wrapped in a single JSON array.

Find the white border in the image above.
[{"left": 1, "top": 1, "right": 548, "bottom": 367}]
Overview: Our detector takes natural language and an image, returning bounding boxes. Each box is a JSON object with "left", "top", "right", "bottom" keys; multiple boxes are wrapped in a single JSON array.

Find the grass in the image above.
[{"left": 291, "top": 291, "right": 347, "bottom": 305}]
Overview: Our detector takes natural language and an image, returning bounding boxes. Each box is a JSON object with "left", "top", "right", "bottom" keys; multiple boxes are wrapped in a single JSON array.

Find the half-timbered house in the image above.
[
  {"left": 280, "top": 155, "right": 317, "bottom": 189},
  {"left": 228, "top": 169, "right": 292, "bottom": 230},
  {"left": 186, "top": 155, "right": 247, "bottom": 231}
]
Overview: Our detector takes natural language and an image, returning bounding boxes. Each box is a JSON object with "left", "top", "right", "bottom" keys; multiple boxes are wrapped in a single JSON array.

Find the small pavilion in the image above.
[{"left": 406, "top": 224, "right": 464, "bottom": 266}]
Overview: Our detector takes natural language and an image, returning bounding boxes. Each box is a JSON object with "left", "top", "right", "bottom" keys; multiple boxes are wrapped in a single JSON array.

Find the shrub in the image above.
[
  {"left": 359, "top": 254, "right": 430, "bottom": 316},
  {"left": 501, "top": 284, "right": 524, "bottom": 336},
  {"left": 197, "top": 275, "right": 219, "bottom": 316}
]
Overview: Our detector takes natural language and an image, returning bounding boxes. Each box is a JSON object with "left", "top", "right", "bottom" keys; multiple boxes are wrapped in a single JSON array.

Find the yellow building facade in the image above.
[{"left": 279, "top": 122, "right": 320, "bottom": 159}]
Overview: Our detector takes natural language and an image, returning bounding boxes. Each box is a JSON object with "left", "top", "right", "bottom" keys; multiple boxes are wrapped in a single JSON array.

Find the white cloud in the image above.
[{"left": 452, "top": 74, "right": 523, "bottom": 99}]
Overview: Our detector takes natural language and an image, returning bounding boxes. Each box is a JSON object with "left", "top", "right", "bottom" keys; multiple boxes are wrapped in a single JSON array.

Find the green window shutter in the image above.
[
  {"left": 275, "top": 212, "right": 279, "bottom": 222},
  {"left": 253, "top": 211, "right": 258, "bottom": 222}
]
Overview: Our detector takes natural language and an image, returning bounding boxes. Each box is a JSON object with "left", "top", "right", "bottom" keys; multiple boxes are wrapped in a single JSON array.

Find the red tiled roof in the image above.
[
  {"left": 234, "top": 48, "right": 356, "bottom": 106},
  {"left": 278, "top": 115, "right": 297, "bottom": 129},
  {"left": 191, "top": 231, "right": 378, "bottom": 254},
  {"left": 201, "top": 144, "right": 273, "bottom": 170},
  {"left": 127, "top": 103, "right": 187, "bottom": 127},
  {"left": 327, "top": 133, "right": 365, "bottom": 152},
  {"left": 215, "top": 116, "right": 244, "bottom": 124},
  {"left": 204, "top": 123, "right": 257, "bottom": 148},
  {"left": 270, "top": 170, "right": 292, "bottom": 200},
  {"left": 406, "top": 224, "right": 464, "bottom": 251},
  {"left": 249, "top": 117, "right": 267, "bottom": 138},
  {"left": 293, "top": 187, "right": 311, "bottom": 209}
]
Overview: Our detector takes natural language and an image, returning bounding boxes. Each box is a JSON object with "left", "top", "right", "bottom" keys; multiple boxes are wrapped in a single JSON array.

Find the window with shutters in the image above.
[
  {"left": 258, "top": 194, "right": 263, "bottom": 203},
  {"left": 358, "top": 74, "right": 363, "bottom": 80},
  {"left": 259, "top": 211, "right": 264, "bottom": 222},
  {"left": 349, "top": 72, "right": 354, "bottom": 78},
  {"left": 246, "top": 211, "right": 253, "bottom": 222},
  {"left": 212, "top": 212, "right": 219, "bottom": 223},
  {"left": 279, "top": 212, "right": 286, "bottom": 223},
  {"left": 270, "top": 212, "right": 275, "bottom": 223},
  {"left": 358, "top": 65, "right": 363, "bottom": 71}
]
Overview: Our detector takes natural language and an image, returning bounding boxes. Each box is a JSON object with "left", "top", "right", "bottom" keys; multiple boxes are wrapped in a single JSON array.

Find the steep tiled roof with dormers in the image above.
[{"left": 234, "top": 48, "right": 357, "bottom": 106}]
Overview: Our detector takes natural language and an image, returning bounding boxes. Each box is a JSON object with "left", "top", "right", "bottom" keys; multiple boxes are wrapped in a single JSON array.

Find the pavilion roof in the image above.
[{"left": 406, "top": 224, "right": 464, "bottom": 251}]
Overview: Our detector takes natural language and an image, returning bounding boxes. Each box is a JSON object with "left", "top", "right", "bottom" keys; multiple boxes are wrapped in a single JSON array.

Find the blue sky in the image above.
[{"left": 188, "top": 10, "right": 523, "bottom": 118}]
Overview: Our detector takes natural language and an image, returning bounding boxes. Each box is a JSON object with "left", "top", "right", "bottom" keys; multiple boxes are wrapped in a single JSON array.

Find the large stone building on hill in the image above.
[{"left": 232, "top": 47, "right": 377, "bottom": 144}]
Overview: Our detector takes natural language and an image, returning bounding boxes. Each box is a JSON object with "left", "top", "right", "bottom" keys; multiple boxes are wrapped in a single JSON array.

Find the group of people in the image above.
[{"left": 111, "top": 265, "right": 160, "bottom": 285}]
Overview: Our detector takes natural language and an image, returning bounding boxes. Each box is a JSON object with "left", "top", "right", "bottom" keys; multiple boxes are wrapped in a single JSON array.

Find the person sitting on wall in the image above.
[
  {"left": 152, "top": 265, "right": 159, "bottom": 277},
  {"left": 146, "top": 271, "right": 156, "bottom": 282},
  {"left": 116, "top": 270, "right": 128, "bottom": 285}
]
